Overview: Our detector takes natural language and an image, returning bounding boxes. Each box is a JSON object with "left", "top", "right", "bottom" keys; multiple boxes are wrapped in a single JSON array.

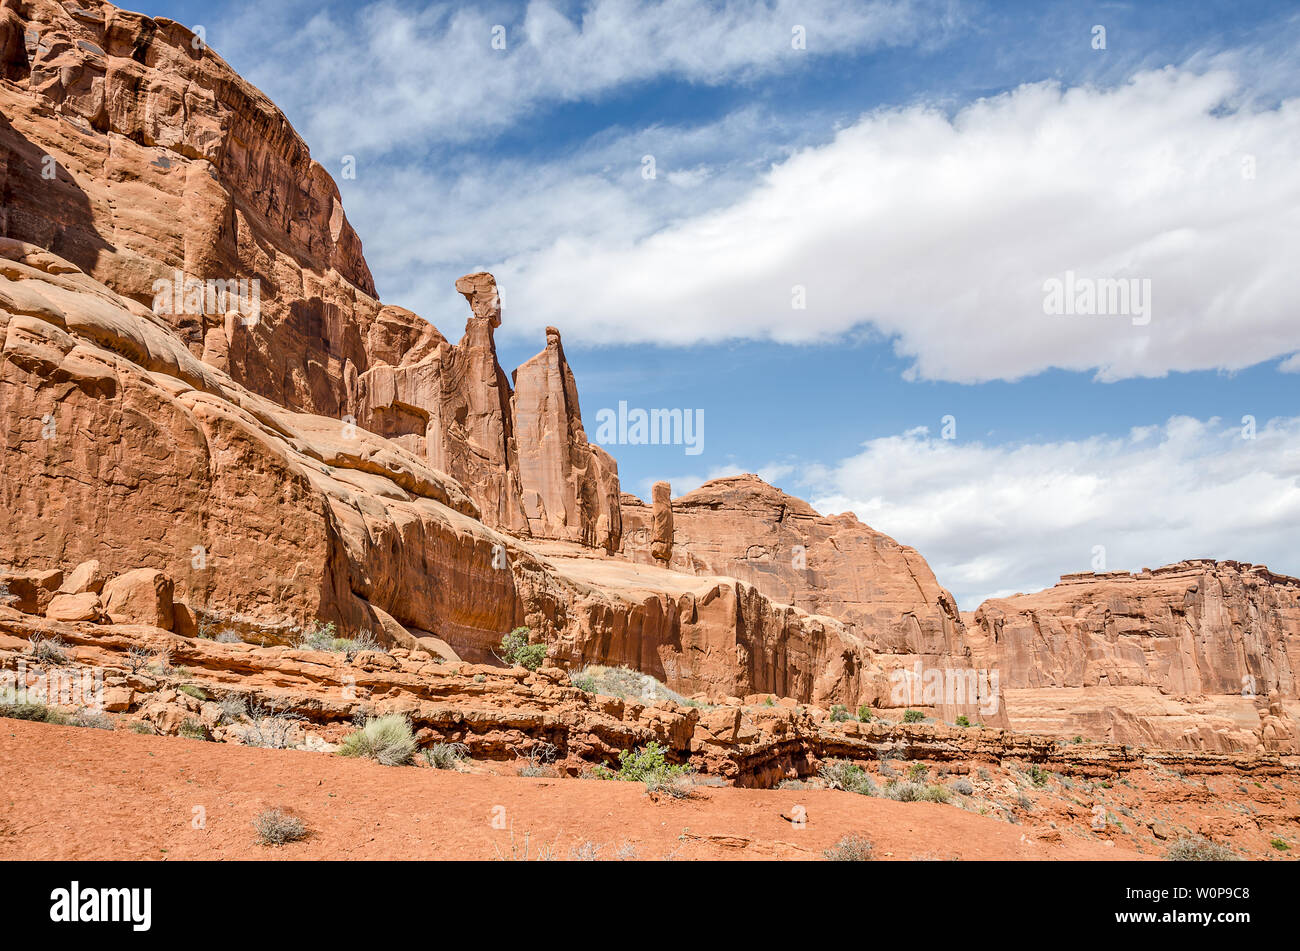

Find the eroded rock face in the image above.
[
  {"left": 966, "top": 561, "right": 1300, "bottom": 751},
  {"left": 0, "top": 236, "right": 887, "bottom": 707},
  {"left": 620, "top": 474, "right": 987, "bottom": 721},
  {"left": 649, "top": 481, "right": 673, "bottom": 562},
  {"left": 511, "top": 326, "right": 621, "bottom": 551}
]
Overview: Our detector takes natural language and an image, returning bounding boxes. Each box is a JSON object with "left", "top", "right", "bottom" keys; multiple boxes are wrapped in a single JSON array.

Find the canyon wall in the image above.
[
  {"left": 0, "top": 0, "right": 618, "bottom": 546},
  {"left": 621, "top": 475, "right": 995, "bottom": 721},
  {"left": 966, "top": 562, "right": 1300, "bottom": 751}
]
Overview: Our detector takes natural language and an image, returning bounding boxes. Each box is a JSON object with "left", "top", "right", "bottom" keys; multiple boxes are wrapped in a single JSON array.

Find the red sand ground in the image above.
[{"left": 0, "top": 719, "right": 1140, "bottom": 860}]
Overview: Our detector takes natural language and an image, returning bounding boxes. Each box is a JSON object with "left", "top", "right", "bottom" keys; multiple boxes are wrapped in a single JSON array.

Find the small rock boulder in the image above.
[
  {"left": 45, "top": 592, "right": 103, "bottom": 623},
  {"left": 0, "top": 568, "right": 63, "bottom": 614},
  {"left": 101, "top": 568, "right": 174, "bottom": 630},
  {"left": 59, "top": 559, "right": 107, "bottom": 595}
]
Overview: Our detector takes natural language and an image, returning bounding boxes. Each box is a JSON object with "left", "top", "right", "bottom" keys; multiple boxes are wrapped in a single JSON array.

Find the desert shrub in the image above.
[
  {"left": 124, "top": 646, "right": 152, "bottom": 674},
  {"left": 883, "top": 781, "right": 925, "bottom": 802},
  {"left": 237, "top": 702, "right": 303, "bottom": 750},
  {"left": 856, "top": 704, "right": 873, "bottom": 722},
  {"left": 568, "top": 665, "right": 685, "bottom": 704},
  {"left": 829, "top": 704, "right": 853, "bottom": 722},
  {"left": 253, "top": 808, "right": 307, "bottom": 846},
  {"left": 179, "top": 684, "right": 207, "bottom": 701},
  {"left": 179, "top": 717, "right": 211, "bottom": 740},
  {"left": 217, "top": 696, "right": 247, "bottom": 724},
  {"left": 70, "top": 709, "right": 114, "bottom": 731},
  {"left": 297, "top": 621, "right": 383, "bottom": 657},
  {"left": 130, "top": 720, "right": 156, "bottom": 735},
  {"left": 644, "top": 772, "right": 697, "bottom": 799},
  {"left": 949, "top": 778, "right": 975, "bottom": 796},
  {"left": 493, "top": 825, "right": 557, "bottom": 861},
  {"left": 1270, "top": 838, "right": 1289, "bottom": 852},
  {"left": 824, "top": 835, "right": 874, "bottom": 861},
  {"left": 595, "top": 741, "right": 695, "bottom": 796},
  {"left": 515, "top": 741, "right": 559, "bottom": 778},
  {"left": 902, "top": 709, "right": 924, "bottom": 723},
  {"left": 819, "top": 759, "right": 877, "bottom": 796},
  {"left": 764, "top": 696, "right": 776, "bottom": 707},
  {"left": 1166, "top": 836, "right": 1241, "bottom": 861},
  {"left": 424, "top": 742, "right": 470, "bottom": 770},
  {"left": 955, "top": 715, "right": 970, "bottom": 727},
  {"left": 1025, "top": 765, "right": 1049, "bottom": 787},
  {"left": 777, "top": 779, "right": 806, "bottom": 790},
  {"left": 27, "top": 633, "right": 68, "bottom": 666},
  {"left": 1072, "top": 735, "right": 1084, "bottom": 744},
  {"left": 907, "top": 762, "right": 929, "bottom": 782},
  {"left": 568, "top": 841, "right": 604, "bottom": 861},
  {"left": 0, "top": 697, "right": 68, "bottom": 724},
  {"left": 338, "top": 714, "right": 416, "bottom": 766},
  {"left": 496, "top": 627, "right": 547, "bottom": 671}
]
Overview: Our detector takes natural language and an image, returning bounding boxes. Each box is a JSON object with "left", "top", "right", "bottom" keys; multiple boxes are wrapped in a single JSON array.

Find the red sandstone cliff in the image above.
[{"left": 2, "top": 0, "right": 1296, "bottom": 754}]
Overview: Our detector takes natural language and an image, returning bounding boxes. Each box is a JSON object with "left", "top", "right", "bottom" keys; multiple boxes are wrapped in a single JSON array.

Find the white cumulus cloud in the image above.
[
  {"left": 789, "top": 415, "right": 1300, "bottom": 608},
  {"left": 491, "top": 66, "right": 1300, "bottom": 381}
]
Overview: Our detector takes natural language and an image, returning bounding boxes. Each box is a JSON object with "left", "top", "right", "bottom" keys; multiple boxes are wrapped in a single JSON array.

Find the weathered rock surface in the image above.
[
  {"left": 45, "top": 590, "right": 100, "bottom": 622},
  {"left": 2, "top": 0, "right": 1296, "bottom": 758},
  {"left": 0, "top": 0, "right": 616, "bottom": 545},
  {"left": 101, "top": 567, "right": 173, "bottom": 629},
  {"left": 0, "top": 234, "right": 890, "bottom": 706},
  {"left": 966, "top": 561, "right": 1300, "bottom": 751},
  {"left": 59, "top": 558, "right": 105, "bottom": 595},
  {"left": 620, "top": 474, "right": 985, "bottom": 719},
  {"left": 510, "top": 326, "right": 621, "bottom": 550}
]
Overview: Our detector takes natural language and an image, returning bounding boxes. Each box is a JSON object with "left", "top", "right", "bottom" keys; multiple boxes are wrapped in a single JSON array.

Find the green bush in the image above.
[
  {"left": 856, "top": 704, "right": 873, "bottom": 722},
  {"left": 907, "top": 762, "right": 929, "bottom": 782},
  {"left": 179, "top": 684, "right": 207, "bottom": 701},
  {"left": 1270, "top": 838, "right": 1289, "bottom": 852},
  {"left": 819, "top": 759, "right": 877, "bottom": 796},
  {"left": 497, "top": 627, "right": 547, "bottom": 671},
  {"left": 902, "top": 709, "right": 924, "bottom": 723},
  {"left": 829, "top": 704, "right": 853, "bottom": 722},
  {"left": 955, "top": 715, "right": 970, "bottom": 727},
  {"left": 1025, "top": 764, "right": 1049, "bottom": 787},
  {"left": 594, "top": 741, "right": 695, "bottom": 797},
  {"left": 338, "top": 714, "right": 416, "bottom": 766}
]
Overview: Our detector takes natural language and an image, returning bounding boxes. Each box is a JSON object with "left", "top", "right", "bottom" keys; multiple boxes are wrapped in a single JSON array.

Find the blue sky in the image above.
[{"left": 128, "top": 0, "right": 1300, "bottom": 606}]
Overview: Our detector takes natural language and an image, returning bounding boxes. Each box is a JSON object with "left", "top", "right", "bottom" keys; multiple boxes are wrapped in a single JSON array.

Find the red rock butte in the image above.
[{"left": 0, "top": 0, "right": 1296, "bottom": 768}]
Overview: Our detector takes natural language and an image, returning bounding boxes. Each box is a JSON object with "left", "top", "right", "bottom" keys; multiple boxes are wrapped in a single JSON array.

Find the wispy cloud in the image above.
[{"left": 216, "top": 0, "right": 947, "bottom": 155}]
